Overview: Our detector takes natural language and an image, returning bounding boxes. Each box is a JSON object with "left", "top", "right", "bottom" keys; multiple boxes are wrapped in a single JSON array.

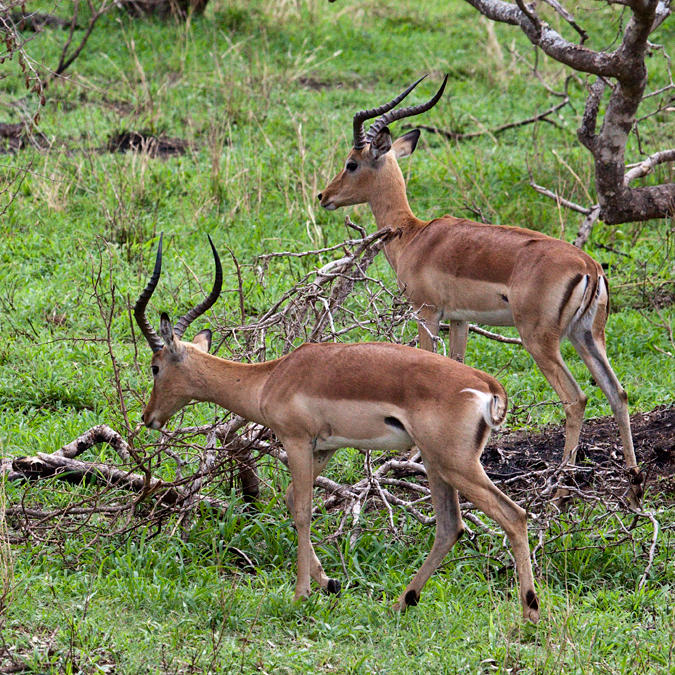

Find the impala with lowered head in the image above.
[{"left": 134, "top": 235, "right": 540, "bottom": 622}]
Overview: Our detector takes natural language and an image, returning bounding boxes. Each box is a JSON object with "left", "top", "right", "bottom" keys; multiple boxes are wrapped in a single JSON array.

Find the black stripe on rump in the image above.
[
  {"left": 558, "top": 273, "right": 584, "bottom": 323},
  {"left": 475, "top": 416, "right": 488, "bottom": 448}
]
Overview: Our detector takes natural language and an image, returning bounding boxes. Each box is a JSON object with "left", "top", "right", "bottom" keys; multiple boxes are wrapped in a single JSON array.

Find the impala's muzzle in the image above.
[
  {"left": 142, "top": 410, "right": 163, "bottom": 430},
  {"left": 317, "top": 185, "right": 339, "bottom": 211},
  {"left": 319, "top": 195, "right": 337, "bottom": 211}
]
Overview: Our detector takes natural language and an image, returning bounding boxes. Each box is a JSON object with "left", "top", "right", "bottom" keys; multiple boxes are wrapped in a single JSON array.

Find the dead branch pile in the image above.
[{"left": 1, "top": 220, "right": 662, "bottom": 583}]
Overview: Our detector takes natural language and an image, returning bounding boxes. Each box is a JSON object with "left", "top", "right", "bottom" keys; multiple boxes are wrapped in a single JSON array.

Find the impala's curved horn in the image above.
[
  {"left": 352, "top": 75, "right": 427, "bottom": 150},
  {"left": 134, "top": 234, "right": 165, "bottom": 354},
  {"left": 173, "top": 235, "right": 222, "bottom": 339},
  {"left": 365, "top": 74, "right": 448, "bottom": 144}
]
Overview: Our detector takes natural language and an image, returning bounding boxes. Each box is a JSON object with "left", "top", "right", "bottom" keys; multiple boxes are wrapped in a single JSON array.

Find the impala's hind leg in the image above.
[
  {"left": 569, "top": 325, "right": 642, "bottom": 507},
  {"left": 519, "top": 333, "right": 588, "bottom": 507},
  {"left": 452, "top": 461, "right": 539, "bottom": 623},
  {"left": 394, "top": 463, "right": 464, "bottom": 612}
]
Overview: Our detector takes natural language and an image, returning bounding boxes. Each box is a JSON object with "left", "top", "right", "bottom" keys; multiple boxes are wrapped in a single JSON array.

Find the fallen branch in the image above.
[
  {"left": 637, "top": 510, "right": 660, "bottom": 590},
  {"left": 467, "top": 324, "right": 522, "bottom": 345}
]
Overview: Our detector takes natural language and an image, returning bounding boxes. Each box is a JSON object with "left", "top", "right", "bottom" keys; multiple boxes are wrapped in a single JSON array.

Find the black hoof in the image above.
[
  {"left": 404, "top": 589, "right": 420, "bottom": 607},
  {"left": 526, "top": 589, "right": 539, "bottom": 611},
  {"left": 326, "top": 578, "right": 341, "bottom": 595}
]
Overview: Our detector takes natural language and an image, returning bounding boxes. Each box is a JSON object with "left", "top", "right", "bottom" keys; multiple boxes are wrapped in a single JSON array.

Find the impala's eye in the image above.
[
  {"left": 151, "top": 366, "right": 159, "bottom": 376},
  {"left": 346, "top": 161, "right": 358, "bottom": 172}
]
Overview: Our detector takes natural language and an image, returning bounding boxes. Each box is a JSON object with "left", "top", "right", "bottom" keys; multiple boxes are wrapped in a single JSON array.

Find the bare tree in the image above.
[
  {"left": 463, "top": 0, "right": 673, "bottom": 225},
  {"left": 329, "top": 0, "right": 674, "bottom": 245}
]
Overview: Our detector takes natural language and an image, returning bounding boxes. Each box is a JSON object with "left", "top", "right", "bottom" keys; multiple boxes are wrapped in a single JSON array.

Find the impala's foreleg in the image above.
[
  {"left": 416, "top": 305, "right": 441, "bottom": 353},
  {"left": 394, "top": 462, "right": 464, "bottom": 612},
  {"left": 284, "top": 444, "right": 340, "bottom": 598},
  {"left": 447, "top": 320, "right": 469, "bottom": 363}
]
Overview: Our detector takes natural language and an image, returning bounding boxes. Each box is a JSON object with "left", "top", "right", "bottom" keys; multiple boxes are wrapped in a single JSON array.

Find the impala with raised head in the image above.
[
  {"left": 318, "top": 76, "right": 643, "bottom": 507},
  {"left": 134, "top": 235, "right": 540, "bottom": 622}
]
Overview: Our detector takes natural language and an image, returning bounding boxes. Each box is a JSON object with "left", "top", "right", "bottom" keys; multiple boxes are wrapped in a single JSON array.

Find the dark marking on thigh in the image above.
[{"left": 475, "top": 417, "right": 488, "bottom": 448}]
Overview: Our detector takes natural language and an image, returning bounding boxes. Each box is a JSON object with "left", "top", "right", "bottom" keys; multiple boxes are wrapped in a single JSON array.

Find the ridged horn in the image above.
[
  {"left": 173, "top": 235, "right": 222, "bottom": 339},
  {"left": 134, "top": 234, "right": 165, "bottom": 353},
  {"left": 352, "top": 75, "right": 427, "bottom": 150},
  {"left": 365, "top": 74, "right": 448, "bottom": 144}
]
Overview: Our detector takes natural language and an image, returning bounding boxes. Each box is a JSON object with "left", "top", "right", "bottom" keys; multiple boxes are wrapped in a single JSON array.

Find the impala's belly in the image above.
[
  {"left": 404, "top": 270, "right": 515, "bottom": 326},
  {"left": 296, "top": 398, "right": 415, "bottom": 452},
  {"left": 314, "top": 427, "right": 414, "bottom": 452},
  {"left": 441, "top": 307, "right": 514, "bottom": 326}
]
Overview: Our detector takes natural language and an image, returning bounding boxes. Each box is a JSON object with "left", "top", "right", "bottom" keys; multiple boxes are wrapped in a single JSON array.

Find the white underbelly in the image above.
[
  {"left": 442, "top": 308, "right": 514, "bottom": 326},
  {"left": 315, "top": 430, "right": 414, "bottom": 452}
]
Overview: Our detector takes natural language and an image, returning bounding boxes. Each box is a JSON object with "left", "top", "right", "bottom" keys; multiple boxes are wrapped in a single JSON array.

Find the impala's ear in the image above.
[
  {"left": 193, "top": 329, "right": 212, "bottom": 353},
  {"left": 369, "top": 127, "right": 392, "bottom": 160},
  {"left": 392, "top": 129, "right": 420, "bottom": 159},
  {"left": 159, "top": 312, "right": 182, "bottom": 355}
]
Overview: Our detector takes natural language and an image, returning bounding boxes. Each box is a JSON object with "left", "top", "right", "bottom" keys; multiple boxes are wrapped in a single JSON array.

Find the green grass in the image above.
[{"left": 1, "top": 0, "right": 674, "bottom": 671}]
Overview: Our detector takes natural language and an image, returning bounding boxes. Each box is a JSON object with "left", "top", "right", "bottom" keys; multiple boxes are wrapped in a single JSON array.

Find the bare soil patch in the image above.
[
  {"left": 0, "top": 123, "right": 49, "bottom": 153},
  {"left": 298, "top": 77, "right": 342, "bottom": 90},
  {"left": 6, "top": 11, "right": 74, "bottom": 31},
  {"left": 107, "top": 130, "right": 190, "bottom": 157},
  {"left": 117, "top": 0, "right": 208, "bottom": 20},
  {"left": 483, "top": 404, "right": 675, "bottom": 501}
]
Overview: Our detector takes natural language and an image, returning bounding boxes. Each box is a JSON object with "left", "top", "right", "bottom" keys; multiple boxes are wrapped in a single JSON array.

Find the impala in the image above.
[
  {"left": 134, "top": 235, "right": 540, "bottom": 622},
  {"left": 318, "top": 76, "right": 643, "bottom": 508}
]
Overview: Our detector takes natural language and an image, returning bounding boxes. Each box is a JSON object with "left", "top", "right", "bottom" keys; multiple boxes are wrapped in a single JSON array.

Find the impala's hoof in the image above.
[
  {"left": 523, "top": 590, "right": 540, "bottom": 624},
  {"left": 326, "top": 578, "right": 341, "bottom": 595},
  {"left": 524, "top": 607, "right": 540, "bottom": 624},
  {"left": 627, "top": 468, "right": 644, "bottom": 509},
  {"left": 393, "top": 589, "right": 420, "bottom": 613}
]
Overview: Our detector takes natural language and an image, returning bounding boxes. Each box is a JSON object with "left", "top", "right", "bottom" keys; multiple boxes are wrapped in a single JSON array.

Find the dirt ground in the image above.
[{"left": 483, "top": 404, "right": 675, "bottom": 502}]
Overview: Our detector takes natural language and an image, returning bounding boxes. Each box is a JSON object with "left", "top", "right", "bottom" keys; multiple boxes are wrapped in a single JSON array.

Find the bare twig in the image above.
[{"left": 410, "top": 97, "right": 569, "bottom": 141}]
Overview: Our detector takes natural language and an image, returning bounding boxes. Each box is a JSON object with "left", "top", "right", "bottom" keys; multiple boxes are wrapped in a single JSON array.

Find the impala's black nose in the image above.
[{"left": 317, "top": 193, "right": 322, "bottom": 200}]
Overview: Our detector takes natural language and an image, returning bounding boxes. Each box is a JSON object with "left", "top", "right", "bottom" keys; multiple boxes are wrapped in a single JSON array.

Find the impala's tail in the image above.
[{"left": 462, "top": 388, "right": 508, "bottom": 430}]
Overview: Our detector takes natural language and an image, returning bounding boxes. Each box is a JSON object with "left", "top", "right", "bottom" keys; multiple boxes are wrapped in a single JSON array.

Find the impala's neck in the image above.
[
  {"left": 187, "top": 349, "right": 280, "bottom": 425},
  {"left": 369, "top": 162, "right": 426, "bottom": 270}
]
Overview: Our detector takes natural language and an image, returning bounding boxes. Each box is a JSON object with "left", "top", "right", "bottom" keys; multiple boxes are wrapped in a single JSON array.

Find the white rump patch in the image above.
[{"left": 461, "top": 388, "right": 506, "bottom": 430}]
